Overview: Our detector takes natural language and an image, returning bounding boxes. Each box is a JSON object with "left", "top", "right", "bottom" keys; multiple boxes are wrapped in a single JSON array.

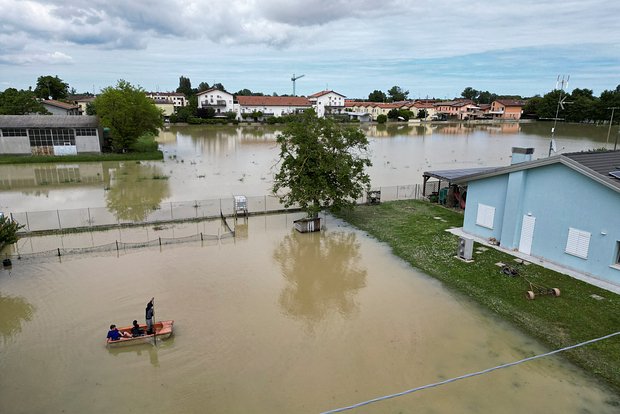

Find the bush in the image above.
[
  {"left": 131, "top": 133, "right": 158, "bottom": 153},
  {"left": 0, "top": 215, "right": 24, "bottom": 247},
  {"left": 377, "top": 114, "right": 387, "bottom": 124}
]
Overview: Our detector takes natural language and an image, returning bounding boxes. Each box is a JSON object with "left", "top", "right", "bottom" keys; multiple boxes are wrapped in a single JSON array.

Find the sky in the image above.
[{"left": 1, "top": 0, "right": 619, "bottom": 99}]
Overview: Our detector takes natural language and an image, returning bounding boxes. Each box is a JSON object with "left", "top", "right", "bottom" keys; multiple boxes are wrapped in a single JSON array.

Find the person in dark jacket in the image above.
[
  {"left": 145, "top": 298, "right": 154, "bottom": 335},
  {"left": 131, "top": 320, "right": 144, "bottom": 337}
]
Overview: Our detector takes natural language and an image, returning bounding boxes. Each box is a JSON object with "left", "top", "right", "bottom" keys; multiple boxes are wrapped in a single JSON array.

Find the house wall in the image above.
[
  {"left": 75, "top": 135, "right": 101, "bottom": 153},
  {"left": 462, "top": 174, "right": 508, "bottom": 240},
  {"left": 238, "top": 104, "right": 308, "bottom": 117},
  {"left": 463, "top": 163, "right": 620, "bottom": 285},
  {"left": 0, "top": 136, "right": 31, "bottom": 154},
  {"left": 313, "top": 93, "right": 345, "bottom": 117},
  {"left": 197, "top": 90, "right": 234, "bottom": 113}
]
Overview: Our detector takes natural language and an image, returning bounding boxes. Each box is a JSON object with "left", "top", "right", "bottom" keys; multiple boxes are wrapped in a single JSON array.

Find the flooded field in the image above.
[
  {"left": 1, "top": 214, "right": 619, "bottom": 413},
  {"left": 0, "top": 122, "right": 613, "bottom": 215}
]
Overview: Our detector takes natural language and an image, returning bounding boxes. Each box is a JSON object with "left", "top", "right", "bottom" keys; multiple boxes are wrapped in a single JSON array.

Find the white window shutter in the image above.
[
  {"left": 476, "top": 203, "right": 495, "bottom": 229},
  {"left": 565, "top": 228, "right": 591, "bottom": 259}
]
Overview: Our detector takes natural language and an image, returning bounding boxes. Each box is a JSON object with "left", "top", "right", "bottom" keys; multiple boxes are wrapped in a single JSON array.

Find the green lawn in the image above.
[
  {"left": 340, "top": 199, "right": 620, "bottom": 394},
  {"left": 0, "top": 151, "right": 163, "bottom": 164}
]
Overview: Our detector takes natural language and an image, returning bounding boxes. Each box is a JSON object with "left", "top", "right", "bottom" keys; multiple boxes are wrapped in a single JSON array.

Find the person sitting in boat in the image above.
[
  {"left": 131, "top": 320, "right": 144, "bottom": 337},
  {"left": 107, "top": 324, "right": 131, "bottom": 341}
]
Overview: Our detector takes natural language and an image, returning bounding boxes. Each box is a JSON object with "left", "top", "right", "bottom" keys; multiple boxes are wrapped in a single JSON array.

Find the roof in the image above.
[
  {"left": 494, "top": 99, "right": 525, "bottom": 107},
  {"left": 42, "top": 99, "right": 78, "bottom": 110},
  {"left": 0, "top": 115, "right": 99, "bottom": 128},
  {"left": 196, "top": 88, "right": 231, "bottom": 96},
  {"left": 237, "top": 96, "right": 311, "bottom": 107},
  {"left": 453, "top": 150, "right": 620, "bottom": 194},
  {"left": 423, "top": 167, "right": 500, "bottom": 182},
  {"left": 434, "top": 100, "right": 475, "bottom": 108},
  {"left": 146, "top": 92, "right": 185, "bottom": 97},
  {"left": 309, "top": 90, "right": 346, "bottom": 98}
]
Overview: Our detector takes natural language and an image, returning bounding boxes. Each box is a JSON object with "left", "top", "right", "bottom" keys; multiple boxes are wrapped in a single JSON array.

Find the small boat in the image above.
[{"left": 106, "top": 320, "right": 174, "bottom": 348}]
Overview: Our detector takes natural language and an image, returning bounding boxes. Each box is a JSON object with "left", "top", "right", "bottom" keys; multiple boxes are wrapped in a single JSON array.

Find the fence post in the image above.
[
  {"left": 195, "top": 200, "right": 198, "bottom": 218},
  {"left": 170, "top": 202, "right": 173, "bottom": 220},
  {"left": 396, "top": 185, "right": 399, "bottom": 200},
  {"left": 88, "top": 208, "right": 92, "bottom": 227},
  {"left": 25, "top": 212, "right": 30, "bottom": 232},
  {"left": 265, "top": 195, "right": 267, "bottom": 213},
  {"left": 57, "top": 248, "right": 61, "bottom": 257},
  {"left": 57, "top": 210, "right": 62, "bottom": 230},
  {"left": 159, "top": 237, "right": 162, "bottom": 246},
  {"left": 116, "top": 241, "right": 119, "bottom": 252}
]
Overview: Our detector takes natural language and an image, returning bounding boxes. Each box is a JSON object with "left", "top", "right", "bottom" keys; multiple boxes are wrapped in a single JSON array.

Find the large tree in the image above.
[
  {"left": 273, "top": 110, "right": 372, "bottom": 217},
  {"left": 33, "top": 75, "right": 69, "bottom": 100},
  {"left": 387, "top": 85, "right": 409, "bottom": 102},
  {"left": 0, "top": 88, "right": 48, "bottom": 114},
  {"left": 176, "top": 76, "right": 193, "bottom": 97},
  {"left": 368, "top": 89, "right": 387, "bottom": 102},
  {"left": 94, "top": 80, "right": 163, "bottom": 152}
]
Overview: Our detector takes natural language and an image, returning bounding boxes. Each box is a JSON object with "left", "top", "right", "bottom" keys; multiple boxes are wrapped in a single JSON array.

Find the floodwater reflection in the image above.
[
  {"left": 0, "top": 294, "right": 34, "bottom": 343},
  {"left": 105, "top": 162, "right": 170, "bottom": 221},
  {"left": 274, "top": 230, "right": 366, "bottom": 325}
]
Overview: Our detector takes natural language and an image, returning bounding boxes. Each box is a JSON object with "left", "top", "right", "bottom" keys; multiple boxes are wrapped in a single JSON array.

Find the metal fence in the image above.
[{"left": 10, "top": 183, "right": 426, "bottom": 233}]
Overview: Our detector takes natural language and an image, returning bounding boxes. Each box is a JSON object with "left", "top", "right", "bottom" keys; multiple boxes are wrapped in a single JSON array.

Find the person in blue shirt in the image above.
[{"left": 107, "top": 324, "right": 131, "bottom": 341}]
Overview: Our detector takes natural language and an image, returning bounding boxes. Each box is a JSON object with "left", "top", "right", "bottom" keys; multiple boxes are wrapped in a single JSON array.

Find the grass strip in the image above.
[
  {"left": 0, "top": 151, "right": 163, "bottom": 164},
  {"left": 340, "top": 199, "right": 620, "bottom": 395}
]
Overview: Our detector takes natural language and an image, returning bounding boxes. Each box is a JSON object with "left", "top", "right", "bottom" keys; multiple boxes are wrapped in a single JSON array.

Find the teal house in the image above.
[{"left": 453, "top": 149, "right": 620, "bottom": 287}]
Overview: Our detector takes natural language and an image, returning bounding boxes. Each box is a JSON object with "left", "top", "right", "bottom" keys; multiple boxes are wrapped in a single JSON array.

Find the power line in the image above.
[{"left": 320, "top": 331, "right": 620, "bottom": 414}]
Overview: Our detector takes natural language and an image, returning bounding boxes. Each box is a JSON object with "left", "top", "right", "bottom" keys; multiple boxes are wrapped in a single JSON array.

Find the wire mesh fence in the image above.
[{"left": 9, "top": 183, "right": 427, "bottom": 234}]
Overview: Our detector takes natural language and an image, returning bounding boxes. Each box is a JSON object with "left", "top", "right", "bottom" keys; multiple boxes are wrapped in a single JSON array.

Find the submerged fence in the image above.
[{"left": 10, "top": 183, "right": 428, "bottom": 233}]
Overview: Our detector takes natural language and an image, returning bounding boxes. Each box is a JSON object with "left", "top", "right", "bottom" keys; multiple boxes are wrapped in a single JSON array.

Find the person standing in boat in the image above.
[{"left": 145, "top": 298, "right": 155, "bottom": 335}]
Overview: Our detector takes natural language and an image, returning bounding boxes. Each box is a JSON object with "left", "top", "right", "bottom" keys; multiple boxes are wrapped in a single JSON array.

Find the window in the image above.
[
  {"left": 476, "top": 203, "right": 495, "bottom": 229},
  {"left": 615, "top": 241, "right": 620, "bottom": 266},
  {"left": 75, "top": 128, "right": 97, "bottom": 136},
  {"left": 565, "top": 227, "right": 591, "bottom": 259},
  {"left": 1, "top": 128, "right": 27, "bottom": 136}
]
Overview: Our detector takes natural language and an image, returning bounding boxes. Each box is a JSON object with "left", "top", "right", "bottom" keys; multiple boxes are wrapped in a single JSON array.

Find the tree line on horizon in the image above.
[{"left": 1, "top": 75, "right": 620, "bottom": 125}]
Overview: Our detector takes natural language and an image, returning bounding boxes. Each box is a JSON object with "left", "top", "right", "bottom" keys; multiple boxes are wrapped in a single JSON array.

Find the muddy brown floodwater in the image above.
[
  {"left": 1, "top": 214, "right": 618, "bottom": 413},
  {"left": 0, "top": 122, "right": 614, "bottom": 214}
]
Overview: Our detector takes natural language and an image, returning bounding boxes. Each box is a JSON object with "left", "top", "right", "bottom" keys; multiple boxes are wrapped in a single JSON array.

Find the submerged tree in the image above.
[
  {"left": 273, "top": 110, "right": 372, "bottom": 218},
  {"left": 94, "top": 80, "right": 163, "bottom": 152}
]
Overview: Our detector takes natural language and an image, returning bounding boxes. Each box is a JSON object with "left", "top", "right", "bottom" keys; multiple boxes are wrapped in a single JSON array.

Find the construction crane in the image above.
[{"left": 291, "top": 74, "right": 305, "bottom": 96}]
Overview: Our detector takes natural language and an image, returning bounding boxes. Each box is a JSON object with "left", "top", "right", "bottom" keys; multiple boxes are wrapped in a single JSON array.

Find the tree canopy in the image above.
[
  {"left": 34, "top": 75, "right": 69, "bottom": 100},
  {"left": 387, "top": 85, "right": 409, "bottom": 102},
  {"left": 176, "top": 76, "right": 193, "bottom": 97},
  {"left": 0, "top": 88, "right": 48, "bottom": 115},
  {"left": 273, "top": 110, "right": 372, "bottom": 217},
  {"left": 368, "top": 89, "right": 387, "bottom": 102},
  {"left": 94, "top": 80, "right": 163, "bottom": 152}
]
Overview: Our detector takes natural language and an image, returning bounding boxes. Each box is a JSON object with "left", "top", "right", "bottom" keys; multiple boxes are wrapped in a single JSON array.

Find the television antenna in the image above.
[
  {"left": 549, "top": 75, "right": 572, "bottom": 157},
  {"left": 291, "top": 74, "right": 305, "bottom": 96}
]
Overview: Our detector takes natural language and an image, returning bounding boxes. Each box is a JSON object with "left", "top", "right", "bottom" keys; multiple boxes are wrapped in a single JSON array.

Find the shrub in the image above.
[
  {"left": 0, "top": 215, "right": 24, "bottom": 247},
  {"left": 131, "top": 133, "right": 159, "bottom": 153},
  {"left": 376, "top": 114, "right": 387, "bottom": 124}
]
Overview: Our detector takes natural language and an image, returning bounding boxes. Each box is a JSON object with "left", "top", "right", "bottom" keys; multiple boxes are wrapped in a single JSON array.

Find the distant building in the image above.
[
  {"left": 236, "top": 96, "right": 311, "bottom": 118},
  {"left": 145, "top": 92, "right": 188, "bottom": 109},
  {"left": 0, "top": 115, "right": 102, "bottom": 155},
  {"left": 41, "top": 99, "right": 80, "bottom": 115},
  {"left": 67, "top": 95, "right": 96, "bottom": 115},
  {"left": 489, "top": 100, "right": 525, "bottom": 120},
  {"left": 433, "top": 99, "right": 477, "bottom": 120},
  {"left": 196, "top": 88, "right": 235, "bottom": 115},
  {"left": 308, "top": 90, "right": 346, "bottom": 117}
]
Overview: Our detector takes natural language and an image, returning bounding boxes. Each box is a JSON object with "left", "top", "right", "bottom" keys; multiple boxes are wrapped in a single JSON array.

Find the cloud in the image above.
[{"left": 0, "top": 50, "right": 73, "bottom": 65}]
